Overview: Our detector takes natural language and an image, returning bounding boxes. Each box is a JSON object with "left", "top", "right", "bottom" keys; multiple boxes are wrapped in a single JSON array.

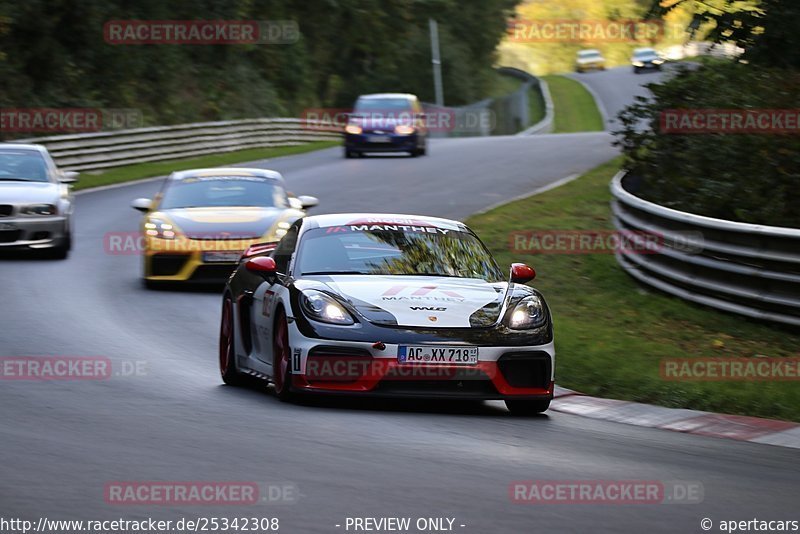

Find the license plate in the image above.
[
  {"left": 367, "top": 135, "right": 391, "bottom": 143},
  {"left": 398, "top": 346, "right": 478, "bottom": 365},
  {"left": 202, "top": 251, "right": 242, "bottom": 263},
  {"left": 0, "top": 222, "right": 16, "bottom": 230}
]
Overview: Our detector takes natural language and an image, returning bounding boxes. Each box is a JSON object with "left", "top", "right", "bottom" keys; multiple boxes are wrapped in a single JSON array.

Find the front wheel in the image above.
[
  {"left": 505, "top": 398, "right": 551, "bottom": 416},
  {"left": 272, "top": 309, "right": 294, "bottom": 401},
  {"left": 220, "top": 296, "right": 247, "bottom": 386}
]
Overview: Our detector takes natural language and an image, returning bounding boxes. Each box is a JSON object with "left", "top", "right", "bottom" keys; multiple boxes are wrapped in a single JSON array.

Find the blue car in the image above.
[{"left": 344, "top": 93, "right": 428, "bottom": 158}]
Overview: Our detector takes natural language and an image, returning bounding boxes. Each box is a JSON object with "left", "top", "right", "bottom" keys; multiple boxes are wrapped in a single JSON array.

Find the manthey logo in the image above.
[{"left": 381, "top": 285, "right": 464, "bottom": 303}]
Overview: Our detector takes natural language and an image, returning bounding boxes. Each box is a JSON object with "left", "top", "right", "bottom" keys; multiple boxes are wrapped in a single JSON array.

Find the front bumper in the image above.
[
  {"left": 577, "top": 62, "right": 605, "bottom": 71},
  {"left": 0, "top": 216, "right": 68, "bottom": 250},
  {"left": 287, "top": 335, "right": 555, "bottom": 400},
  {"left": 345, "top": 132, "right": 419, "bottom": 153},
  {"left": 144, "top": 236, "right": 259, "bottom": 283}
]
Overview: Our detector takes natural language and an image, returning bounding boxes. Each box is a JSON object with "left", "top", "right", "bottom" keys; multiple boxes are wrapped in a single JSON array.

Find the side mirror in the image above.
[
  {"left": 288, "top": 197, "right": 302, "bottom": 210},
  {"left": 60, "top": 171, "right": 79, "bottom": 184},
  {"left": 245, "top": 256, "right": 278, "bottom": 281},
  {"left": 296, "top": 195, "right": 319, "bottom": 210},
  {"left": 131, "top": 198, "right": 152, "bottom": 212},
  {"left": 510, "top": 263, "right": 536, "bottom": 284}
]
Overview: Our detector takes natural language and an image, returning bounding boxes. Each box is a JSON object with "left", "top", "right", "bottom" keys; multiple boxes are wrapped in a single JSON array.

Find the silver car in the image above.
[{"left": 0, "top": 144, "right": 77, "bottom": 258}]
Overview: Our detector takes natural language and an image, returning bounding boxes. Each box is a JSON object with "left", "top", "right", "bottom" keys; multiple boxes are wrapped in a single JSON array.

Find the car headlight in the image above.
[
  {"left": 653, "top": 59, "right": 664, "bottom": 65},
  {"left": 633, "top": 61, "right": 645, "bottom": 67},
  {"left": 394, "top": 124, "right": 415, "bottom": 135},
  {"left": 300, "top": 290, "right": 355, "bottom": 325},
  {"left": 507, "top": 295, "right": 546, "bottom": 330},
  {"left": 144, "top": 217, "right": 177, "bottom": 239},
  {"left": 345, "top": 124, "right": 363, "bottom": 135},
  {"left": 20, "top": 204, "right": 58, "bottom": 216}
]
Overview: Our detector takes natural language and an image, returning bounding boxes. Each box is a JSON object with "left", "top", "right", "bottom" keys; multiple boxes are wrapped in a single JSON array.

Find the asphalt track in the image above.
[{"left": 1, "top": 66, "right": 797, "bottom": 534}]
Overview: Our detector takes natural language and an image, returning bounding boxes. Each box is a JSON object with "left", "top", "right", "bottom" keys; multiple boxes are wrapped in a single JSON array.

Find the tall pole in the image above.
[{"left": 429, "top": 18, "right": 444, "bottom": 107}]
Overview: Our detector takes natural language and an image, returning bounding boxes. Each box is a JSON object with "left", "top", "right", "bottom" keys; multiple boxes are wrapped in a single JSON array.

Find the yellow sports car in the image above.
[{"left": 131, "top": 168, "right": 318, "bottom": 287}]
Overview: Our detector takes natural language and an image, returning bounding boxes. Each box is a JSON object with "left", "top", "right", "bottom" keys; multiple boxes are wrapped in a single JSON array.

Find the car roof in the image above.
[
  {"left": 169, "top": 167, "right": 284, "bottom": 182},
  {"left": 578, "top": 49, "right": 601, "bottom": 55},
  {"left": 0, "top": 143, "right": 48, "bottom": 153},
  {"left": 356, "top": 93, "right": 417, "bottom": 100},
  {"left": 302, "top": 213, "right": 469, "bottom": 232}
]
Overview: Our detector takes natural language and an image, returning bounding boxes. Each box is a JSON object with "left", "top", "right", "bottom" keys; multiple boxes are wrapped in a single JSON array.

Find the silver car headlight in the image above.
[
  {"left": 144, "top": 217, "right": 177, "bottom": 239},
  {"left": 507, "top": 295, "right": 546, "bottom": 330},
  {"left": 300, "top": 290, "right": 355, "bottom": 325},
  {"left": 20, "top": 204, "right": 58, "bottom": 216}
]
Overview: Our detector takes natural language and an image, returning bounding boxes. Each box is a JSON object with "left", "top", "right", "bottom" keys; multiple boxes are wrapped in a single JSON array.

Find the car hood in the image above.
[
  {"left": 307, "top": 275, "right": 507, "bottom": 328},
  {"left": 163, "top": 207, "right": 288, "bottom": 239},
  {"left": 0, "top": 181, "right": 60, "bottom": 204}
]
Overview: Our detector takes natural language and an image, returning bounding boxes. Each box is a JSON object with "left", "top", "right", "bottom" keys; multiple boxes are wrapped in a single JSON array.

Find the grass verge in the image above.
[
  {"left": 542, "top": 75, "right": 604, "bottom": 133},
  {"left": 73, "top": 141, "right": 341, "bottom": 191},
  {"left": 466, "top": 157, "right": 800, "bottom": 422}
]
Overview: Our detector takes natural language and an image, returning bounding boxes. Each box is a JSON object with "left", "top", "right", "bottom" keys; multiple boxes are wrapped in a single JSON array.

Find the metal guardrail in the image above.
[
  {"left": 610, "top": 170, "right": 800, "bottom": 327},
  {"left": 12, "top": 118, "right": 341, "bottom": 172},
  {"left": 424, "top": 67, "right": 550, "bottom": 138}
]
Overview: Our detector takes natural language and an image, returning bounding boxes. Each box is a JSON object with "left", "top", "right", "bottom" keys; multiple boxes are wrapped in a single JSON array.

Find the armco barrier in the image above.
[
  {"left": 11, "top": 118, "right": 341, "bottom": 171},
  {"left": 610, "top": 170, "right": 800, "bottom": 326}
]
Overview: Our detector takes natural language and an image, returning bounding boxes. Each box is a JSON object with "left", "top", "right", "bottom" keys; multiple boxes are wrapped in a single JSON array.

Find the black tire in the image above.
[
  {"left": 344, "top": 148, "right": 356, "bottom": 159},
  {"left": 272, "top": 308, "right": 294, "bottom": 401},
  {"left": 220, "top": 295, "right": 247, "bottom": 386},
  {"left": 505, "top": 398, "right": 551, "bottom": 416},
  {"left": 633, "top": 67, "right": 640, "bottom": 74}
]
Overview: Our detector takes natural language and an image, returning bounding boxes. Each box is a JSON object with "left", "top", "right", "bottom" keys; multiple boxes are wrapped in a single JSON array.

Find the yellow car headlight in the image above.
[
  {"left": 145, "top": 217, "right": 177, "bottom": 239},
  {"left": 394, "top": 124, "right": 415, "bottom": 135}
]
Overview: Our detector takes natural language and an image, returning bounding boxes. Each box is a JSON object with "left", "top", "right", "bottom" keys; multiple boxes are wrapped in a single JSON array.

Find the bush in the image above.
[{"left": 615, "top": 61, "right": 800, "bottom": 228}]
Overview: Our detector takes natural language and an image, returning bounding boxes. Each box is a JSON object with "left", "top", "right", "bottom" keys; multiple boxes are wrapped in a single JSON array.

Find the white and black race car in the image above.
[{"left": 219, "top": 214, "right": 555, "bottom": 414}]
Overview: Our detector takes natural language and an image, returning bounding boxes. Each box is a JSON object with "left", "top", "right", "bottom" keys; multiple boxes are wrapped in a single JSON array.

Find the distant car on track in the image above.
[
  {"left": 0, "top": 143, "right": 78, "bottom": 259},
  {"left": 219, "top": 213, "right": 555, "bottom": 415},
  {"left": 344, "top": 93, "right": 428, "bottom": 158},
  {"left": 575, "top": 49, "right": 606, "bottom": 73},
  {"left": 631, "top": 47, "right": 665, "bottom": 73},
  {"left": 131, "top": 167, "right": 318, "bottom": 287}
]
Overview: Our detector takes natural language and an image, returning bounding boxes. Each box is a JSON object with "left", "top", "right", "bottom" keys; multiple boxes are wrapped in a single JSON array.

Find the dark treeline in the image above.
[{"left": 0, "top": 0, "right": 519, "bottom": 124}]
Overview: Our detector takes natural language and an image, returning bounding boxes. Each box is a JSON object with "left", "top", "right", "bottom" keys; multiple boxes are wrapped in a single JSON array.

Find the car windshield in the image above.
[
  {"left": 159, "top": 176, "right": 289, "bottom": 209},
  {"left": 0, "top": 150, "right": 49, "bottom": 182},
  {"left": 353, "top": 98, "right": 412, "bottom": 114},
  {"left": 578, "top": 51, "right": 601, "bottom": 59},
  {"left": 634, "top": 49, "right": 657, "bottom": 57},
  {"left": 295, "top": 225, "right": 504, "bottom": 282}
]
